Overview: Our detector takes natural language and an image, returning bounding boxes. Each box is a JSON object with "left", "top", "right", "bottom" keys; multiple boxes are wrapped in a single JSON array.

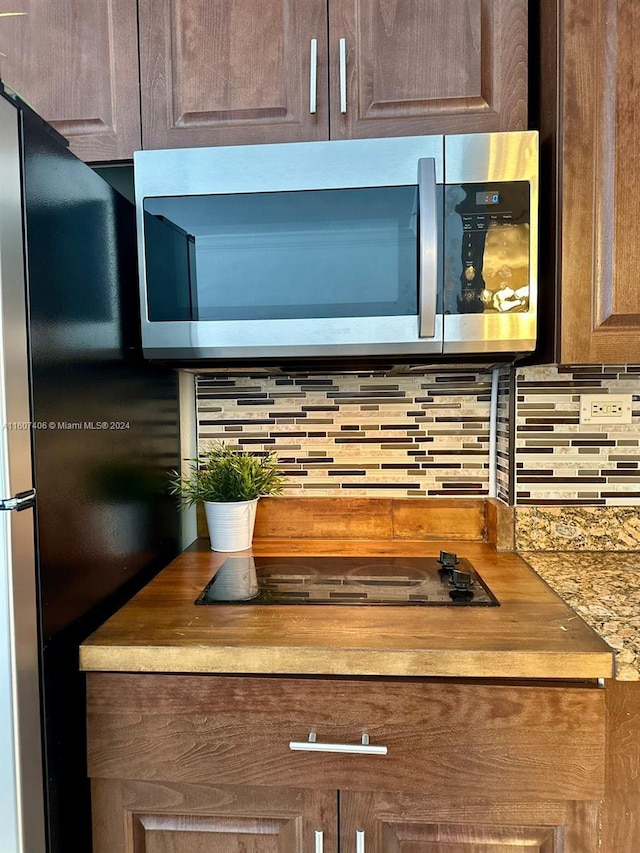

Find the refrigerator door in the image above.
[
  {"left": 0, "top": 96, "right": 46, "bottom": 852},
  {"left": 14, "top": 85, "right": 181, "bottom": 853}
]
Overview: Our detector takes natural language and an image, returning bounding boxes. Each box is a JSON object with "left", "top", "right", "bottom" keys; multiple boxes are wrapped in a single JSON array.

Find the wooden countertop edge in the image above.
[
  {"left": 79, "top": 644, "right": 614, "bottom": 680},
  {"left": 78, "top": 538, "right": 615, "bottom": 681}
]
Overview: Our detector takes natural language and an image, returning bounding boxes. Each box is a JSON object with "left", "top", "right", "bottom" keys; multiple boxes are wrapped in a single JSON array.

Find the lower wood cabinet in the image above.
[
  {"left": 91, "top": 779, "right": 336, "bottom": 852},
  {"left": 601, "top": 681, "right": 640, "bottom": 853},
  {"left": 87, "top": 674, "right": 605, "bottom": 852},
  {"left": 341, "top": 792, "right": 598, "bottom": 852},
  {"left": 90, "top": 781, "right": 599, "bottom": 852}
]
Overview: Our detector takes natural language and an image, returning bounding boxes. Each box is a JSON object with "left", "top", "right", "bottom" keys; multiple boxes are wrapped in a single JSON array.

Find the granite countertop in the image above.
[{"left": 521, "top": 552, "right": 640, "bottom": 681}]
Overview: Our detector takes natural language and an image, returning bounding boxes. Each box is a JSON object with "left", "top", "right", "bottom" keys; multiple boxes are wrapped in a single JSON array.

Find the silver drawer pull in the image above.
[
  {"left": 315, "top": 829, "right": 324, "bottom": 852},
  {"left": 356, "top": 829, "right": 365, "bottom": 852},
  {"left": 289, "top": 732, "right": 387, "bottom": 755}
]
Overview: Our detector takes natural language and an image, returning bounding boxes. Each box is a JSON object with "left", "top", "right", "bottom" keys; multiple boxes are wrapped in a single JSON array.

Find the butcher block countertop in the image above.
[{"left": 80, "top": 537, "right": 614, "bottom": 680}]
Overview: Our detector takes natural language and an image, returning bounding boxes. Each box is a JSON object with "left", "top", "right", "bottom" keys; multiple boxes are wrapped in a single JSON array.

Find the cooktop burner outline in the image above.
[{"left": 195, "top": 553, "right": 499, "bottom": 607}]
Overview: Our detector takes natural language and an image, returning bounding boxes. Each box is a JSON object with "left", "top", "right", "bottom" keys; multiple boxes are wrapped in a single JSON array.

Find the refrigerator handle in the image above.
[
  {"left": 418, "top": 157, "right": 438, "bottom": 339},
  {"left": 0, "top": 489, "right": 36, "bottom": 512}
]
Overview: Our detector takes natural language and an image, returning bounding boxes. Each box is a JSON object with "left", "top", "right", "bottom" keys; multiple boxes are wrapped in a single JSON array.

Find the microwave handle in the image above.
[{"left": 418, "top": 157, "right": 438, "bottom": 338}]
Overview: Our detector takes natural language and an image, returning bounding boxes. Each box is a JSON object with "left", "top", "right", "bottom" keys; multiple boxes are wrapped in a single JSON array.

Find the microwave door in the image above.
[
  {"left": 417, "top": 157, "right": 439, "bottom": 340},
  {"left": 137, "top": 135, "right": 448, "bottom": 360}
]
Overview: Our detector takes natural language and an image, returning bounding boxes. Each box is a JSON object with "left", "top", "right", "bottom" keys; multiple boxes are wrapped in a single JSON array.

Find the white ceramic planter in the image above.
[{"left": 203, "top": 498, "right": 259, "bottom": 551}]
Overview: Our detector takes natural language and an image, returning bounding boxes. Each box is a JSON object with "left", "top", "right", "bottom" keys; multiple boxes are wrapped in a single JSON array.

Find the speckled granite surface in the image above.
[
  {"left": 522, "top": 552, "right": 640, "bottom": 680},
  {"left": 516, "top": 506, "right": 640, "bottom": 551}
]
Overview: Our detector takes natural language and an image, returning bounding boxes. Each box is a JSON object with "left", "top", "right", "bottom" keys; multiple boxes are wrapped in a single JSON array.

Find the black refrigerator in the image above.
[{"left": 0, "top": 87, "right": 181, "bottom": 852}]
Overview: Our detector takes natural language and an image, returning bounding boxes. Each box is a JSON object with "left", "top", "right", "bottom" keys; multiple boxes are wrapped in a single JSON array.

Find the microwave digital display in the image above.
[{"left": 476, "top": 191, "right": 500, "bottom": 205}]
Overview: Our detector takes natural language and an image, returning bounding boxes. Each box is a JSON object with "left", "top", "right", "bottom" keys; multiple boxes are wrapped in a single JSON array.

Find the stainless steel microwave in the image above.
[{"left": 134, "top": 132, "right": 538, "bottom": 362}]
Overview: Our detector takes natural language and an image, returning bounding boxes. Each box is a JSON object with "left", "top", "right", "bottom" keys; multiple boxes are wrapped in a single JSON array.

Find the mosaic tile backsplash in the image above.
[
  {"left": 496, "top": 366, "right": 513, "bottom": 506},
  {"left": 194, "top": 363, "right": 640, "bottom": 507},
  {"left": 196, "top": 372, "right": 493, "bottom": 498},
  {"left": 514, "top": 365, "right": 640, "bottom": 506}
]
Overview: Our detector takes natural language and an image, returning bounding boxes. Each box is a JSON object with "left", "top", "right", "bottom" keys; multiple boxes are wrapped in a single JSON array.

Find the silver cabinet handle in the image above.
[
  {"left": 339, "top": 38, "right": 347, "bottom": 113},
  {"left": 418, "top": 157, "right": 438, "bottom": 338},
  {"left": 356, "top": 829, "right": 365, "bottom": 852},
  {"left": 289, "top": 732, "right": 387, "bottom": 755},
  {"left": 309, "top": 38, "right": 318, "bottom": 114},
  {"left": 315, "top": 829, "right": 323, "bottom": 852}
]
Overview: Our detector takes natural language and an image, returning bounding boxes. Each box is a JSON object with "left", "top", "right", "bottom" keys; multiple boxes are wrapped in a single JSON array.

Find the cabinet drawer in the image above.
[{"left": 87, "top": 674, "right": 605, "bottom": 801}]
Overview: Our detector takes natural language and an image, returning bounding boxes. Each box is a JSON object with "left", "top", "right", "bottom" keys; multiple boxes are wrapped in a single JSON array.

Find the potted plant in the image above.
[{"left": 169, "top": 442, "right": 286, "bottom": 551}]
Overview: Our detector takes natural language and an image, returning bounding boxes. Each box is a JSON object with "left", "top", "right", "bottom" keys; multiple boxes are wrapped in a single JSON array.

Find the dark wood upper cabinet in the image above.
[
  {"left": 139, "top": 0, "right": 330, "bottom": 149},
  {"left": 0, "top": 0, "right": 528, "bottom": 160},
  {"left": 542, "top": 0, "right": 640, "bottom": 364},
  {"left": 0, "top": 0, "right": 141, "bottom": 161},
  {"left": 329, "top": 0, "right": 528, "bottom": 139},
  {"left": 139, "top": 0, "right": 527, "bottom": 150}
]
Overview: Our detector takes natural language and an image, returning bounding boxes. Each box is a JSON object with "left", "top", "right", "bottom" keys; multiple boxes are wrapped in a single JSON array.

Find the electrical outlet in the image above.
[{"left": 579, "top": 394, "right": 633, "bottom": 424}]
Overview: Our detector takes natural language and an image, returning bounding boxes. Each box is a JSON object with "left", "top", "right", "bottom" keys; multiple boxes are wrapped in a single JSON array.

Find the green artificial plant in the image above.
[{"left": 169, "top": 442, "right": 287, "bottom": 504}]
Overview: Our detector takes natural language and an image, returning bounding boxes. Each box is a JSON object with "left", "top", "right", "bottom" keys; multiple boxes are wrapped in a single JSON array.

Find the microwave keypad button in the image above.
[{"left": 464, "top": 266, "right": 476, "bottom": 281}]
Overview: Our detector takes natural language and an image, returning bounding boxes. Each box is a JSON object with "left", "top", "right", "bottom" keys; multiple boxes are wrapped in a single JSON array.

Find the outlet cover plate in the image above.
[{"left": 579, "top": 394, "right": 633, "bottom": 425}]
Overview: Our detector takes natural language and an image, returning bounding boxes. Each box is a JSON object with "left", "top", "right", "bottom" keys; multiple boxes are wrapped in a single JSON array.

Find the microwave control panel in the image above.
[{"left": 443, "top": 181, "right": 530, "bottom": 315}]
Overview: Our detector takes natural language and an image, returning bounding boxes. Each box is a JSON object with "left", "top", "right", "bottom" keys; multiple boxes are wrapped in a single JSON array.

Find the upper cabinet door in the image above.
[
  {"left": 554, "top": 0, "right": 640, "bottom": 364},
  {"left": 328, "top": 0, "right": 528, "bottom": 139},
  {"left": 139, "top": 0, "right": 329, "bottom": 149},
  {"left": 0, "top": 0, "right": 141, "bottom": 162}
]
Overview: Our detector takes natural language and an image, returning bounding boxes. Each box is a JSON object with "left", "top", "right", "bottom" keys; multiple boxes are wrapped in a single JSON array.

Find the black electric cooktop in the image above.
[{"left": 195, "top": 551, "right": 499, "bottom": 607}]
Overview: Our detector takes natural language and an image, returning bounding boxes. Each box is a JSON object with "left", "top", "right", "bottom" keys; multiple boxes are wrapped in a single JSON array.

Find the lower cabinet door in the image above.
[
  {"left": 339, "top": 792, "right": 600, "bottom": 853},
  {"left": 91, "top": 779, "right": 337, "bottom": 853}
]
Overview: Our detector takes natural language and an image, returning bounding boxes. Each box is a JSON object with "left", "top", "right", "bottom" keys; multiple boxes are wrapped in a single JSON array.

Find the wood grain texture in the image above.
[
  {"left": 251, "top": 498, "right": 485, "bottom": 542},
  {"left": 341, "top": 793, "right": 599, "bottom": 852},
  {"left": 549, "top": 0, "right": 640, "bottom": 363},
  {"left": 87, "top": 674, "right": 605, "bottom": 801},
  {"left": 253, "top": 497, "right": 394, "bottom": 540},
  {"left": 0, "top": 0, "right": 141, "bottom": 161},
  {"left": 602, "top": 681, "right": 640, "bottom": 853},
  {"left": 329, "top": 0, "right": 528, "bottom": 139},
  {"left": 79, "top": 538, "right": 614, "bottom": 679},
  {"left": 139, "top": 0, "right": 329, "bottom": 149},
  {"left": 391, "top": 499, "right": 485, "bottom": 541},
  {"left": 485, "top": 499, "right": 515, "bottom": 552},
  {"left": 531, "top": 0, "right": 559, "bottom": 366},
  {"left": 91, "top": 778, "right": 337, "bottom": 853}
]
